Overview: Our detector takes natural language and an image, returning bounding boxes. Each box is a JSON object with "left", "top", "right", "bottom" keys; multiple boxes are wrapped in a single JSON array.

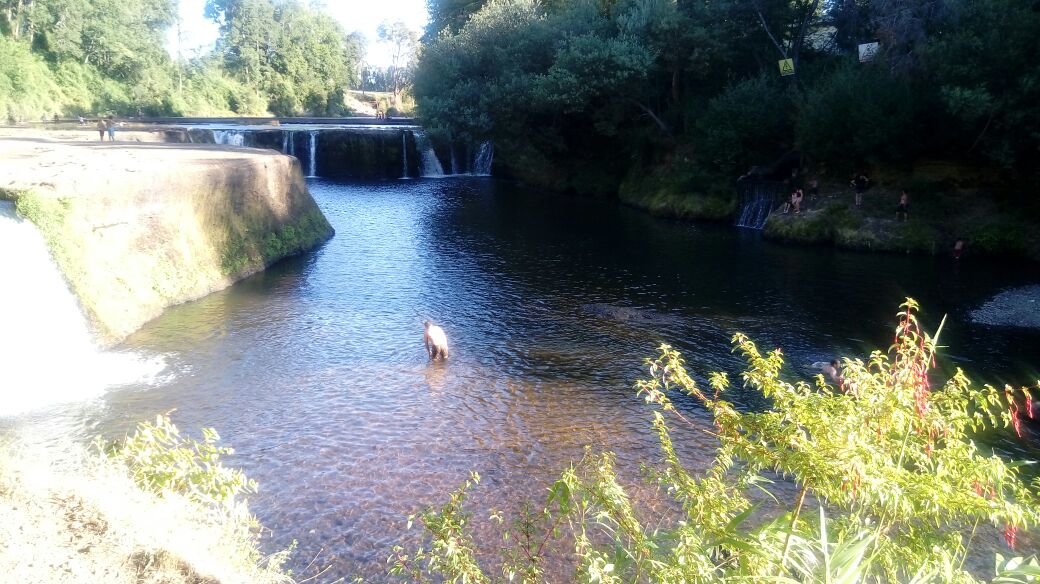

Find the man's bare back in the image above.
[{"left": 423, "top": 321, "right": 449, "bottom": 360}]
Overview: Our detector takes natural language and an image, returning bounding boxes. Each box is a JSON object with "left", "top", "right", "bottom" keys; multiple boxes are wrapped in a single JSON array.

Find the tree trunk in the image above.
[{"left": 791, "top": 0, "right": 822, "bottom": 71}]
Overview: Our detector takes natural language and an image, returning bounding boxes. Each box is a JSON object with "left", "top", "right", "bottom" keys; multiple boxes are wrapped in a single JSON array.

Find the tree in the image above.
[{"left": 377, "top": 20, "right": 418, "bottom": 105}]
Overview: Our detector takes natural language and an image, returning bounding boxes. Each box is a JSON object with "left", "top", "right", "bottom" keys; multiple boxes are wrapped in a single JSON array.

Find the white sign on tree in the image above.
[{"left": 858, "top": 42, "right": 880, "bottom": 62}]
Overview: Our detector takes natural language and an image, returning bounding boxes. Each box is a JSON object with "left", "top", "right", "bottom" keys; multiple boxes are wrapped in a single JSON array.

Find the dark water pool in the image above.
[{"left": 8, "top": 177, "right": 1040, "bottom": 579}]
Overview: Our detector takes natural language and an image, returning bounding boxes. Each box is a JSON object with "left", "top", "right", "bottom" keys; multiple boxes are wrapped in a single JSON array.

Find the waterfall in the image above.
[
  {"left": 401, "top": 131, "right": 409, "bottom": 179},
  {"left": 735, "top": 180, "right": 784, "bottom": 230},
  {"left": 472, "top": 141, "right": 494, "bottom": 176},
  {"left": 212, "top": 130, "right": 245, "bottom": 147},
  {"left": 449, "top": 144, "right": 459, "bottom": 175},
  {"left": 307, "top": 131, "right": 318, "bottom": 178},
  {"left": 415, "top": 131, "right": 445, "bottom": 178},
  {"left": 0, "top": 202, "right": 166, "bottom": 415},
  {"left": 281, "top": 131, "right": 289, "bottom": 153}
]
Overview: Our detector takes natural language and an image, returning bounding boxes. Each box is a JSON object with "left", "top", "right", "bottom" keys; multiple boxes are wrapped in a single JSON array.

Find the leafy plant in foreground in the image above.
[
  {"left": 100, "top": 413, "right": 258, "bottom": 514},
  {"left": 99, "top": 413, "right": 296, "bottom": 576},
  {"left": 390, "top": 299, "right": 1040, "bottom": 582}
]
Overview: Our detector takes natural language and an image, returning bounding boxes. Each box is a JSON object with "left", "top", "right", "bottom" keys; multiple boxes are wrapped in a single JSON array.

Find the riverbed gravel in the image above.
[{"left": 971, "top": 285, "right": 1040, "bottom": 329}]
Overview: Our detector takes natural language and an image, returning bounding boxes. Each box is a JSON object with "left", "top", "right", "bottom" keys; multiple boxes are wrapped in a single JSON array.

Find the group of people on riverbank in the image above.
[
  {"left": 95, "top": 117, "right": 117, "bottom": 141},
  {"left": 781, "top": 171, "right": 913, "bottom": 219},
  {"left": 778, "top": 170, "right": 975, "bottom": 258}
]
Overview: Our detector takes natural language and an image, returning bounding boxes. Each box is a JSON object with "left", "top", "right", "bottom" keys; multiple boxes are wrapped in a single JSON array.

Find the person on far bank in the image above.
[
  {"left": 851, "top": 172, "right": 870, "bottom": 208},
  {"left": 96, "top": 118, "right": 106, "bottom": 141},
  {"left": 424, "top": 321, "right": 449, "bottom": 360},
  {"left": 896, "top": 190, "right": 910, "bottom": 221},
  {"left": 106, "top": 116, "right": 116, "bottom": 141},
  {"left": 792, "top": 188, "right": 804, "bottom": 214}
]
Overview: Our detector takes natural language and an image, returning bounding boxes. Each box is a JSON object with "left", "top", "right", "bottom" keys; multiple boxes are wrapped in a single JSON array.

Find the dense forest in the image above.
[
  {"left": 0, "top": 0, "right": 365, "bottom": 118},
  {"left": 416, "top": 0, "right": 1040, "bottom": 213}
]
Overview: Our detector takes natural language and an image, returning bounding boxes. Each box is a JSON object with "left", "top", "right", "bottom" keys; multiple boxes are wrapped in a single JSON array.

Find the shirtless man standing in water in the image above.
[{"left": 424, "top": 321, "right": 449, "bottom": 360}]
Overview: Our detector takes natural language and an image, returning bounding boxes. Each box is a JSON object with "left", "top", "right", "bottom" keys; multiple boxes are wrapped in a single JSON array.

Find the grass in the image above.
[
  {"left": 221, "top": 205, "right": 333, "bottom": 276},
  {"left": 760, "top": 175, "right": 1040, "bottom": 259},
  {"left": 619, "top": 159, "right": 736, "bottom": 221},
  {"left": 0, "top": 441, "right": 292, "bottom": 584}
]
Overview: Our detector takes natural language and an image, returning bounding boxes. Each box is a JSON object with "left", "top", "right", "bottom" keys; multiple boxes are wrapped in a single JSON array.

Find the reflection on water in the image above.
[{"left": 4, "top": 177, "right": 1039, "bottom": 580}]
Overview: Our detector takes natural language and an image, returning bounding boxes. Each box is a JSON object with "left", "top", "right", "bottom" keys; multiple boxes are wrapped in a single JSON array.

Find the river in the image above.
[{"left": 6, "top": 176, "right": 1040, "bottom": 580}]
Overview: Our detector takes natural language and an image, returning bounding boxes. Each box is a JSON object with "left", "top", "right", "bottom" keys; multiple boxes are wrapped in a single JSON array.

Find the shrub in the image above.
[
  {"left": 796, "top": 63, "right": 919, "bottom": 171},
  {"left": 695, "top": 75, "right": 793, "bottom": 178},
  {"left": 390, "top": 300, "right": 1040, "bottom": 582},
  {"left": 100, "top": 414, "right": 258, "bottom": 514},
  {"left": 98, "top": 414, "right": 295, "bottom": 578}
]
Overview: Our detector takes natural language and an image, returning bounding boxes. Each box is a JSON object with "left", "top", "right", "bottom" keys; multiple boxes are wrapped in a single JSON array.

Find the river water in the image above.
[{"left": 6, "top": 177, "right": 1040, "bottom": 579}]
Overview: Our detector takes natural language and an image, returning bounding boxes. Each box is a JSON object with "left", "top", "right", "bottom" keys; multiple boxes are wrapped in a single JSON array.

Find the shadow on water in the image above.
[{"left": 4, "top": 176, "right": 1039, "bottom": 580}]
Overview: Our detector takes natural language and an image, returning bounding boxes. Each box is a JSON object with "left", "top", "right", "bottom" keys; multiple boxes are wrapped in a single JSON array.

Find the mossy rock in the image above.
[
  {"left": 619, "top": 163, "right": 736, "bottom": 221},
  {"left": 763, "top": 203, "right": 861, "bottom": 245},
  {"left": 835, "top": 218, "right": 941, "bottom": 254}
]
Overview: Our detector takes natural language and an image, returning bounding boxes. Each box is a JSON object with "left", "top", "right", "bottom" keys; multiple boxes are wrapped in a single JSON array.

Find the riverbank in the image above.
[
  {"left": 0, "top": 439, "right": 290, "bottom": 584},
  {"left": 0, "top": 135, "right": 333, "bottom": 345},
  {"left": 619, "top": 158, "right": 1040, "bottom": 261}
]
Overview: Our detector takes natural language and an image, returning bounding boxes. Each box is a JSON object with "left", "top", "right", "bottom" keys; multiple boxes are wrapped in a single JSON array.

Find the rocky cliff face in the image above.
[{"left": 0, "top": 138, "right": 333, "bottom": 345}]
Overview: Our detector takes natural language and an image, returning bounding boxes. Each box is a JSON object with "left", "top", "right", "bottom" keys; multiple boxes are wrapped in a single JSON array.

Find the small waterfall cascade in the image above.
[
  {"left": 473, "top": 141, "right": 494, "bottom": 176},
  {"left": 281, "top": 130, "right": 297, "bottom": 156},
  {"left": 401, "top": 132, "right": 409, "bottom": 179},
  {"left": 450, "top": 144, "right": 459, "bottom": 175},
  {"left": 735, "top": 180, "right": 784, "bottom": 229},
  {"left": 307, "top": 131, "right": 318, "bottom": 178},
  {"left": 212, "top": 130, "right": 246, "bottom": 146},
  {"left": 0, "top": 202, "right": 165, "bottom": 415},
  {"left": 415, "top": 131, "right": 445, "bottom": 178}
]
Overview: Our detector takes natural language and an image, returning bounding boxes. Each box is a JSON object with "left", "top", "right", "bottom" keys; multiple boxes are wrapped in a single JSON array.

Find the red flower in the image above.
[{"left": 1004, "top": 524, "right": 1018, "bottom": 550}]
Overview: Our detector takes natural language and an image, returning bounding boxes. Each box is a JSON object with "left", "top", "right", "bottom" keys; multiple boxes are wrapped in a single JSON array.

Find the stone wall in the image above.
[{"left": 0, "top": 138, "right": 334, "bottom": 345}]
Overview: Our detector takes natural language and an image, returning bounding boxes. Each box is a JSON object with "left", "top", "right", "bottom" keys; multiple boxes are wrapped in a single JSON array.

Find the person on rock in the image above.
[
  {"left": 851, "top": 172, "right": 870, "bottom": 208},
  {"left": 896, "top": 190, "right": 910, "bottom": 221},
  {"left": 424, "top": 321, "right": 449, "bottom": 360},
  {"left": 792, "top": 188, "right": 804, "bottom": 214}
]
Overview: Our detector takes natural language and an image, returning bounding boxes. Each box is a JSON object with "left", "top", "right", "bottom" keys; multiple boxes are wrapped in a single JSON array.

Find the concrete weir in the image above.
[{"left": 0, "top": 137, "right": 334, "bottom": 346}]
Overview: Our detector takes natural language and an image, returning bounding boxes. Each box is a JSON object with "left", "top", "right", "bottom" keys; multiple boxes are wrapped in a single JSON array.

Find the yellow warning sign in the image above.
[{"left": 778, "top": 58, "right": 795, "bottom": 76}]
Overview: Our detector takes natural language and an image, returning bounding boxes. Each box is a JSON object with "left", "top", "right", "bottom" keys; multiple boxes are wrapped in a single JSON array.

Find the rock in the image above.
[
  {"left": 0, "top": 137, "right": 334, "bottom": 345},
  {"left": 971, "top": 285, "right": 1040, "bottom": 329}
]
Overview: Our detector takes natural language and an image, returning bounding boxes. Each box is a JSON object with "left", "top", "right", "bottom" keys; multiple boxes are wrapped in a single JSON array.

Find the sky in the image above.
[{"left": 166, "top": 0, "right": 429, "bottom": 68}]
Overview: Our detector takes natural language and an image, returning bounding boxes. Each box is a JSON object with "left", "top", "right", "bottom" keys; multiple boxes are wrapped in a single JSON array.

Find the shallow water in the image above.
[{"left": 5, "top": 177, "right": 1040, "bottom": 579}]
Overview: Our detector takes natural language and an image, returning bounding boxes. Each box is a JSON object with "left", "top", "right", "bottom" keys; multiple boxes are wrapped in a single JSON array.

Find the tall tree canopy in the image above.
[
  {"left": 416, "top": 0, "right": 1040, "bottom": 194},
  {"left": 2, "top": 0, "right": 363, "bottom": 119}
]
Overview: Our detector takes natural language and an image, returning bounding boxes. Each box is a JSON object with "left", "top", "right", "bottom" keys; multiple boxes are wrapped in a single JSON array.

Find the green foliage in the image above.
[
  {"left": 968, "top": 222, "right": 1030, "bottom": 257},
  {"left": 695, "top": 74, "right": 792, "bottom": 178},
  {"left": 764, "top": 202, "right": 861, "bottom": 244},
  {"left": 925, "top": 0, "right": 1040, "bottom": 181},
  {"left": 0, "top": 35, "right": 65, "bottom": 121},
  {"left": 391, "top": 300, "right": 1040, "bottom": 582},
  {"left": 206, "top": 0, "right": 363, "bottom": 116},
  {"left": 419, "top": 0, "right": 1040, "bottom": 211},
  {"left": 100, "top": 413, "right": 258, "bottom": 512},
  {"left": 97, "top": 413, "right": 297, "bottom": 578},
  {"left": 0, "top": 0, "right": 361, "bottom": 119},
  {"left": 796, "top": 63, "right": 919, "bottom": 170},
  {"left": 220, "top": 206, "right": 333, "bottom": 275},
  {"left": 619, "top": 159, "right": 735, "bottom": 221}
]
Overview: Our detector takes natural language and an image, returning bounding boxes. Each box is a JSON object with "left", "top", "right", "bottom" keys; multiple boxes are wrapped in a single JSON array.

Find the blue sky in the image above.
[{"left": 167, "top": 0, "right": 429, "bottom": 67}]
